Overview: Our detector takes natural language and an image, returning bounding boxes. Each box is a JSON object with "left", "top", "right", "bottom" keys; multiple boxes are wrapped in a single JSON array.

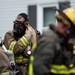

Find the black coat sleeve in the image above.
[{"left": 33, "top": 35, "right": 56, "bottom": 75}]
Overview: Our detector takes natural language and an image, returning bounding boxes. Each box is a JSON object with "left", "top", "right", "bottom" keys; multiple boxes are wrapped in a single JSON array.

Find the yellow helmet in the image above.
[
  {"left": 63, "top": 7, "right": 75, "bottom": 25},
  {"left": 56, "top": 7, "right": 75, "bottom": 29}
]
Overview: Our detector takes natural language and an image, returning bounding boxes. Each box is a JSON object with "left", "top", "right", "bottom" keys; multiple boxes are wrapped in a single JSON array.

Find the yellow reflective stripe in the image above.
[
  {"left": 16, "top": 56, "right": 23, "bottom": 59},
  {"left": 51, "top": 68, "right": 75, "bottom": 74},
  {"left": 32, "top": 43, "right": 37, "bottom": 51},
  {"left": 20, "top": 36, "right": 29, "bottom": 46},
  {"left": 51, "top": 69, "right": 65, "bottom": 74},
  {"left": 9, "top": 41, "right": 16, "bottom": 50},
  {"left": 22, "top": 36, "right": 29, "bottom": 44},
  {"left": 69, "top": 68, "right": 75, "bottom": 73},
  {"left": 15, "top": 59, "right": 23, "bottom": 63},
  {"left": 51, "top": 65, "right": 67, "bottom": 69},
  {"left": 20, "top": 38, "right": 26, "bottom": 46},
  {"left": 28, "top": 43, "right": 37, "bottom": 75},
  {"left": 73, "top": 45, "right": 75, "bottom": 49},
  {"left": 73, "top": 50, "right": 75, "bottom": 54},
  {"left": 50, "top": 65, "right": 75, "bottom": 74},
  {"left": 30, "top": 56, "right": 34, "bottom": 61},
  {"left": 15, "top": 56, "right": 29, "bottom": 63},
  {"left": 15, "top": 58, "right": 29, "bottom": 63},
  {"left": 28, "top": 56, "right": 34, "bottom": 75},
  {"left": 23, "top": 58, "right": 29, "bottom": 61},
  {"left": 15, "top": 56, "right": 23, "bottom": 63},
  {"left": 51, "top": 65, "right": 67, "bottom": 74},
  {"left": 73, "top": 45, "right": 75, "bottom": 54},
  {"left": 51, "top": 68, "right": 69, "bottom": 74}
]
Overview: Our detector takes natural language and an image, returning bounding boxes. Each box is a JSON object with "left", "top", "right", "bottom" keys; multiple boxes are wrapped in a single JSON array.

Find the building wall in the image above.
[
  {"left": 71, "top": 0, "right": 75, "bottom": 7},
  {"left": 0, "top": 0, "right": 71, "bottom": 38},
  {"left": 0, "top": 0, "right": 28, "bottom": 38}
]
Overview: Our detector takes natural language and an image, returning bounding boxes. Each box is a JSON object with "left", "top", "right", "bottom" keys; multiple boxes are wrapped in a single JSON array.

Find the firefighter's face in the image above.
[
  {"left": 56, "top": 19, "right": 68, "bottom": 34},
  {"left": 55, "top": 14, "right": 71, "bottom": 35},
  {"left": 13, "top": 15, "right": 26, "bottom": 38}
]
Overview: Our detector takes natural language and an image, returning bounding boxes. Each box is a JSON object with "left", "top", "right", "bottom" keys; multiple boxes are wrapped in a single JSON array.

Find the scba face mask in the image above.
[{"left": 13, "top": 21, "right": 26, "bottom": 39}]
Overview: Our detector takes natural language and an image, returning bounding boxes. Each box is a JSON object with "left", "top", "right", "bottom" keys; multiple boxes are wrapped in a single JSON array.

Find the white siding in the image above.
[
  {"left": 0, "top": 0, "right": 28, "bottom": 38},
  {"left": 71, "top": 0, "right": 75, "bottom": 7},
  {"left": 0, "top": 0, "right": 56, "bottom": 38},
  {"left": 0, "top": 0, "right": 70, "bottom": 38}
]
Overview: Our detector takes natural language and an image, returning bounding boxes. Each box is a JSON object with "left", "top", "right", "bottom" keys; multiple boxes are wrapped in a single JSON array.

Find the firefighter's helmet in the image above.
[{"left": 56, "top": 7, "right": 75, "bottom": 28}]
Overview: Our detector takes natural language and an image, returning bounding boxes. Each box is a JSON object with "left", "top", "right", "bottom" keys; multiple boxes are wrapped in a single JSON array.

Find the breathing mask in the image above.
[{"left": 13, "top": 21, "right": 26, "bottom": 39}]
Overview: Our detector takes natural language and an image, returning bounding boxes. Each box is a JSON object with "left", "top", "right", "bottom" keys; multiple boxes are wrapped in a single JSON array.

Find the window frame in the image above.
[
  {"left": 43, "top": 6, "right": 57, "bottom": 27},
  {"left": 37, "top": 2, "right": 59, "bottom": 33}
]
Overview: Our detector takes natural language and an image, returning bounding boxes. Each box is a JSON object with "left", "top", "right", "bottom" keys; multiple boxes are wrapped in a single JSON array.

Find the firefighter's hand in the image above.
[
  {"left": 25, "top": 25, "right": 36, "bottom": 42},
  {"left": 25, "top": 28, "right": 32, "bottom": 41},
  {"left": 27, "top": 25, "right": 37, "bottom": 46},
  {"left": 26, "top": 25, "right": 36, "bottom": 36}
]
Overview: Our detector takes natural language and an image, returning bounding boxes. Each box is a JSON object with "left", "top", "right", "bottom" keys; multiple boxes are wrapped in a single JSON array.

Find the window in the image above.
[
  {"left": 43, "top": 7, "right": 56, "bottom": 27},
  {"left": 28, "top": 5, "right": 37, "bottom": 29},
  {"left": 59, "top": 1, "right": 71, "bottom": 11}
]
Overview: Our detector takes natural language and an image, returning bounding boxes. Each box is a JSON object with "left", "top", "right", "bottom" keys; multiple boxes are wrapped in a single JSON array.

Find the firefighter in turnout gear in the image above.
[
  {"left": 33, "top": 7, "right": 75, "bottom": 75},
  {"left": 3, "top": 13, "right": 37, "bottom": 75}
]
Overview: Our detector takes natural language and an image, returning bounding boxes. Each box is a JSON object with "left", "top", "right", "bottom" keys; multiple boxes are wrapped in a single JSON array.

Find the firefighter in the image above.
[
  {"left": 3, "top": 13, "right": 37, "bottom": 75},
  {"left": 33, "top": 7, "right": 75, "bottom": 75}
]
